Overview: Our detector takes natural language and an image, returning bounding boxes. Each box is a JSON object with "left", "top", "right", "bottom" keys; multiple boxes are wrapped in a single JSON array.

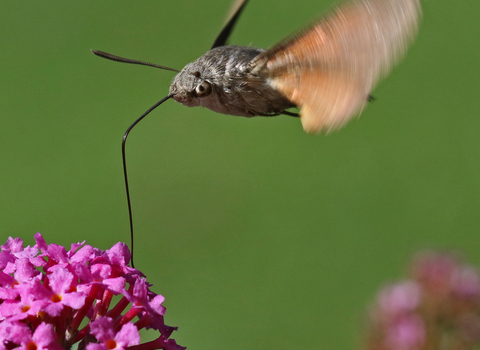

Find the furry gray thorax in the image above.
[{"left": 169, "top": 46, "right": 294, "bottom": 117}]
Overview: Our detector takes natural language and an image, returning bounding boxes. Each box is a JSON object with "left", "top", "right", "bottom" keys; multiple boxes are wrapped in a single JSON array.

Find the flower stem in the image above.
[{"left": 70, "top": 284, "right": 102, "bottom": 331}]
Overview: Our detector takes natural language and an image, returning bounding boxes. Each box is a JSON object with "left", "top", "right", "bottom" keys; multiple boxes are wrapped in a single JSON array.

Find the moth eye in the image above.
[{"left": 195, "top": 81, "right": 212, "bottom": 97}]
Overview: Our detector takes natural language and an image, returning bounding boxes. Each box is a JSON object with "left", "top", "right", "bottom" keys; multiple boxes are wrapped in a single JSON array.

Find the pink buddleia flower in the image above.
[
  {"left": 366, "top": 251, "right": 480, "bottom": 350},
  {"left": 0, "top": 234, "right": 185, "bottom": 350}
]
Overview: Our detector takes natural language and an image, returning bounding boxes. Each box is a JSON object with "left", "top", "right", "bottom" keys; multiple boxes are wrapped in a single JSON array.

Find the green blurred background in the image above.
[{"left": 1, "top": 0, "right": 479, "bottom": 349}]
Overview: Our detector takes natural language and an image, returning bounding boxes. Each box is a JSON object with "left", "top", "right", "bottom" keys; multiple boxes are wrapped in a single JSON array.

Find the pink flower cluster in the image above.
[
  {"left": 367, "top": 251, "right": 480, "bottom": 350},
  {"left": 0, "top": 234, "right": 185, "bottom": 350}
]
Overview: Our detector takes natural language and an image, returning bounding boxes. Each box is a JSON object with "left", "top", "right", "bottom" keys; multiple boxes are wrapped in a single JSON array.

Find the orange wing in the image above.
[{"left": 252, "top": 0, "right": 421, "bottom": 133}]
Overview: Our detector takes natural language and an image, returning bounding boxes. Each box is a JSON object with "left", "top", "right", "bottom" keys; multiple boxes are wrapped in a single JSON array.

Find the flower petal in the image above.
[{"left": 116, "top": 322, "right": 140, "bottom": 347}]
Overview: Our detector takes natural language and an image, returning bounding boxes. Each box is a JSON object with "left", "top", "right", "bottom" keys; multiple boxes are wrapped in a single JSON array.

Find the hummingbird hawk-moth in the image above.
[
  {"left": 94, "top": 0, "right": 421, "bottom": 133},
  {"left": 93, "top": 0, "right": 421, "bottom": 265}
]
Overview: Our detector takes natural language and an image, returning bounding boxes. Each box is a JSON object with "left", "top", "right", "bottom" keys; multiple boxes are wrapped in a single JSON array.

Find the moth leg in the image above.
[
  {"left": 368, "top": 94, "right": 376, "bottom": 102},
  {"left": 282, "top": 111, "right": 300, "bottom": 118}
]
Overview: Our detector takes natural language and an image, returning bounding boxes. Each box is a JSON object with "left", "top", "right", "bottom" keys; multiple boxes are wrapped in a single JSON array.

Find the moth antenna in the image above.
[
  {"left": 92, "top": 50, "right": 180, "bottom": 73},
  {"left": 122, "top": 95, "right": 174, "bottom": 268},
  {"left": 211, "top": 0, "right": 249, "bottom": 49}
]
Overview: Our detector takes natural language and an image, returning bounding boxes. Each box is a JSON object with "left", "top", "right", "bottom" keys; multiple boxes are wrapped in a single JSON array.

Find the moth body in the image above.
[{"left": 169, "top": 46, "right": 295, "bottom": 117}]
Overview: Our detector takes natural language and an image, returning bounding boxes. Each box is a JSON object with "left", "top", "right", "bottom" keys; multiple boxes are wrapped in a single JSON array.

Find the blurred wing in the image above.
[
  {"left": 252, "top": 0, "right": 421, "bottom": 133},
  {"left": 211, "top": 0, "right": 249, "bottom": 49}
]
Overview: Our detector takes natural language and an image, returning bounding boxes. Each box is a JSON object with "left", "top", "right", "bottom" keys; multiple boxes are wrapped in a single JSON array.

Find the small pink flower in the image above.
[
  {"left": 9, "top": 322, "right": 62, "bottom": 350},
  {"left": 2, "top": 237, "right": 24, "bottom": 253},
  {"left": 0, "top": 283, "right": 46, "bottom": 321},
  {"left": 87, "top": 316, "right": 140, "bottom": 350},
  {"left": 385, "top": 315, "right": 425, "bottom": 350},
  {"left": 31, "top": 267, "right": 86, "bottom": 316},
  {"left": 378, "top": 281, "right": 421, "bottom": 315},
  {"left": 451, "top": 266, "right": 480, "bottom": 299}
]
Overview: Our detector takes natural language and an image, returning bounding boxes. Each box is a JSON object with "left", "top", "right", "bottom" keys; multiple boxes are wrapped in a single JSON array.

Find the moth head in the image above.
[{"left": 170, "top": 65, "right": 213, "bottom": 107}]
